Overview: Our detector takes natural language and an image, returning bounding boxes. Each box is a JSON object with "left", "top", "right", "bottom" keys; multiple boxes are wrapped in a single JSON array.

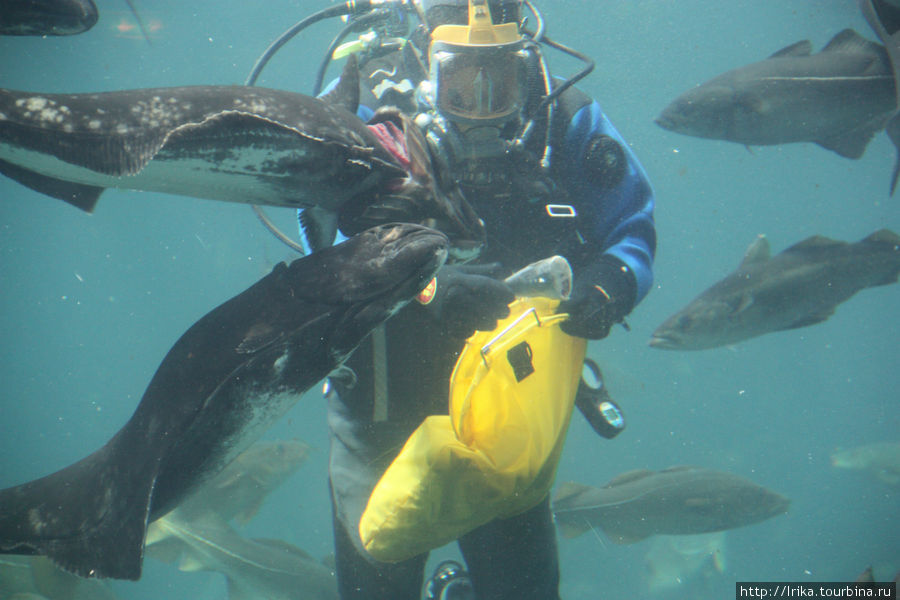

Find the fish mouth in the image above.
[
  {"left": 326, "top": 224, "right": 448, "bottom": 357},
  {"left": 648, "top": 334, "right": 678, "bottom": 349},
  {"left": 654, "top": 115, "right": 676, "bottom": 131}
]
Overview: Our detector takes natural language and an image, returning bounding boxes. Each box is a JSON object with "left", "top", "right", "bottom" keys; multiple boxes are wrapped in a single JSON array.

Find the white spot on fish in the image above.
[
  {"left": 273, "top": 351, "right": 289, "bottom": 374},
  {"left": 25, "top": 97, "right": 48, "bottom": 111},
  {"left": 88, "top": 119, "right": 102, "bottom": 129},
  {"left": 116, "top": 123, "right": 129, "bottom": 134},
  {"left": 39, "top": 108, "right": 61, "bottom": 122},
  {"left": 0, "top": 112, "right": 6, "bottom": 120},
  {"left": 63, "top": 123, "right": 74, "bottom": 133}
]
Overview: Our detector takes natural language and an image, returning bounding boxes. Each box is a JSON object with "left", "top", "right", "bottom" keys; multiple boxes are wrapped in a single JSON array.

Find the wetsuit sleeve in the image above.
[{"left": 558, "top": 101, "right": 657, "bottom": 310}]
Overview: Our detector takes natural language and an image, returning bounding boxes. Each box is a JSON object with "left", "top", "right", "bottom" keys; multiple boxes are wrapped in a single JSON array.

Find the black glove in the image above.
[
  {"left": 558, "top": 256, "right": 637, "bottom": 340},
  {"left": 416, "top": 263, "right": 515, "bottom": 339}
]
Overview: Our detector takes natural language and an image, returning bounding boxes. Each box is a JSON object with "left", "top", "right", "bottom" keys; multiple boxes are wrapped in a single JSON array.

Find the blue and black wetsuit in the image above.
[{"left": 312, "top": 60, "right": 655, "bottom": 600}]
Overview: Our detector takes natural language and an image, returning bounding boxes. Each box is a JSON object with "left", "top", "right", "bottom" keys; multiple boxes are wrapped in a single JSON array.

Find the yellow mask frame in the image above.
[{"left": 429, "top": 0, "right": 521, "bottom": 47}]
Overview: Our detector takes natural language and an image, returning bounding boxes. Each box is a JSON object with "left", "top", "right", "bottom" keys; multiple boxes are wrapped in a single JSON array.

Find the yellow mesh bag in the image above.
[{"left": 359, "top": 297, "right": 587, "bottom": 562}]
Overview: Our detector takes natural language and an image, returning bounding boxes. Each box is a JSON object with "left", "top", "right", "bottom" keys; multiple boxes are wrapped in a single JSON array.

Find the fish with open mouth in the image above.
[{"left": 0, "top": 58, "right": 485, "bottom": 259}]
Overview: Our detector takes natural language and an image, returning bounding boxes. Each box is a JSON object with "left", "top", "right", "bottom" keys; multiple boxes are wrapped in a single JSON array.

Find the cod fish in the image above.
[
  {"left": 656, "top": 29, "right": 895, "bottom": 165},
  {"left": 650, "top": 229, "right": 900, "bottom": 351},
  {"left": 552, "top": 466, "right": 789, "bottom": 544},
  {"left": 0, "top": 0, "right": 98, "bottom": 36},
  {"left": 0, "top": 58, "right": 485, "bottom": 256},
  {"left": 162, "top": 438, "right": 311, "bottom": 526},
  {"left": 0, "top": 223, "right": 448, "bottom": 580},
  {"left": 831, "top": 441, "right": 900, "bottom": 485},
  {"left": 146, "top": 512, "right": 337, "bottom": 600},
  {"left": 0, "top": 555, "right": 119, "bottom": 600}
]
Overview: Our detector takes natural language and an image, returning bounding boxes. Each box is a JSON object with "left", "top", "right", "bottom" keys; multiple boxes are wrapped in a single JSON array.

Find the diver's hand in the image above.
[
  {"left": 417, "top": 263, "right": 515, "bottom": 339},
  {"left": 558, "top": 257, "right": 637, "bottom": 340}
]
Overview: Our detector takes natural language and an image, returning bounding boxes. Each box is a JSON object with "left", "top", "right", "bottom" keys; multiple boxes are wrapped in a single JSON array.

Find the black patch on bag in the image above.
[{"left": 507, "top": 341, "right": 534, "bottom": 382}]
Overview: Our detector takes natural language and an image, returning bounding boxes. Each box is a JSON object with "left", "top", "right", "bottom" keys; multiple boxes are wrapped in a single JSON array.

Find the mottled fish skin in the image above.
[
  {"left": 0, "top": 85, "right": 405, "bottom": 211},
  {"left": 0, "top": 0, "right": 98, "bottom": 36},
  {"left": 0, "top": 224, "right": 448, "bottom": 581},
  {"left": 649, "top": 229, "right": 900, "bottom": 351}
]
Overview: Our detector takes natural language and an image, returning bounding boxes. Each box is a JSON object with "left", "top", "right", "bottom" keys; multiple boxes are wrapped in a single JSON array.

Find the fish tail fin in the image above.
[
  {"left": 890, "top": 157, "right": 900, "bottom": 196},
  {"left": 0, "top": 158, "right": 103, "bottom": 212},
  {"left": 859, "top": 228, "right": 900, "bottom": 286},
  {"left": 886, "top": 114, "right": 900, "bottom": 196},
  {"left": 0, "top": 439, "right": 157, "bottom": 580}
]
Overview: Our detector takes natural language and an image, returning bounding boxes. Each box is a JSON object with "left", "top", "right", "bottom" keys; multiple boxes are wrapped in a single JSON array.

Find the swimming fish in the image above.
[
  {"left": 0, "top": 223, "right": 448, "bottom": 580},
  {"left": 657, "top": 30, "right": 895, "bottom": 165},
  {"left": 0, "top": 59, "right": 485, "bottom": 257},
  {"left": 552, "top": 466, "right": 789, "bottom": 543},
  {"left": 650, "top": 230, "right": 900, "bottom": 351},
  {"left": 146, "top": 512, "right": 337, "bottom": 600},
  {"left": 831, "top": 441, "right": 900, "bottom": 485}
]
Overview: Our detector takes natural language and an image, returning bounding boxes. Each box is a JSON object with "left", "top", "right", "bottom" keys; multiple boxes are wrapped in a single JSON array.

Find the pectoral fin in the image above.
[
  {"left": 298, "top": 207, "right": 339, "bottom": 254},
  {"left": 782, "top": 309, "right": 834, "bottom": 330},
  {"left": 0, "top": 158, "right": 103, "bottom": 212},
  {"left": 815, "top": 114, "right": 889, "bottom": 159}
]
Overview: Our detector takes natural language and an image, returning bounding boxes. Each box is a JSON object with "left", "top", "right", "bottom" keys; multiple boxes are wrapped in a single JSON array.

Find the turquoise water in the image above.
[{"left": 0, "top": 1, "right": 897, "bottom": 598}]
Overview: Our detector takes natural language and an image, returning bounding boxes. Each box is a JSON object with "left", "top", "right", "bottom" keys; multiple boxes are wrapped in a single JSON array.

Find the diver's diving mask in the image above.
[{"left": 428, "top": 0, "right": 528, "bottom": 125}]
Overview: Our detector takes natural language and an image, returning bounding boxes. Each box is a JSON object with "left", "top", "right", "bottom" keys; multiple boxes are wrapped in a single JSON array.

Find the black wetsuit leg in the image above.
[
  {"left": 457, "top": 496, "right": 561, "bottom": 600},
  {"left": 331, "top": 482, "right": 427, "bottom": 600}
]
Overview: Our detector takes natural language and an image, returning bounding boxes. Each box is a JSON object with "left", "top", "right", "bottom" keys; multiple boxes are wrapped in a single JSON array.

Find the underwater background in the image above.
[{"left": 0, "top": 1, "right": 897, "bottom": 598}]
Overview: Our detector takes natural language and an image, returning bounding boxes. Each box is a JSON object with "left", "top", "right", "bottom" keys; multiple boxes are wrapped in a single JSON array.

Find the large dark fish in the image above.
[
  {"left": 0, "top": 60, "right": 485, "bottom": 257},
  {"left": 552, "top": 466, "right": 790, "bottom": 544},
  {"left": 656, "top": 29, "right": 896, "bottom": 163},
  {"left": 649, "top": 229, "right": 900, "bottom": 351},
  {"left": 0, "top": 0, "right": 98, "bottom": 36},
  {"left": 0, "top": 223, "right": 448, "bottom": 580}
]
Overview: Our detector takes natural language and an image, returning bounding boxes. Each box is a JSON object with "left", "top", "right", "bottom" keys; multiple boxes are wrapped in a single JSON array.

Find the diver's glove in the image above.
[
  {"left": 558, "top": 256, "right": 637, "bottom": 340},
  {"left": 416, "top": 263, "right": 515, "bottom": 339}
]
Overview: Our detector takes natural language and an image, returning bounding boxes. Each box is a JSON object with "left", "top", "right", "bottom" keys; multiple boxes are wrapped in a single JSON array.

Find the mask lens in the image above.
[{"left": 433, "top": 46, "right": 526, "bottom": 121}]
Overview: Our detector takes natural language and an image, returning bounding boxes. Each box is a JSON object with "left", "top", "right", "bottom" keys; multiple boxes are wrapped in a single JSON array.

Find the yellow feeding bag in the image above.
[{"left": 359, "top": 297, "right": 587, "bottom": 562}]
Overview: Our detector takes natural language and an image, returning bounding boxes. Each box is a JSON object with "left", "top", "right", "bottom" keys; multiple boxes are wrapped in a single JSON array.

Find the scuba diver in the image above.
[{"left": 283, "top": 0, "right": 656, "bottom": 598}]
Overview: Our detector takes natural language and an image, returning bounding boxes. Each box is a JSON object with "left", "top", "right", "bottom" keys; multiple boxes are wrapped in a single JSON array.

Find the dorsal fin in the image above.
[
  {"left": 604, "top": 469, "right": 655, "bottom": 488},
  {"left": 552, "top": 481, "right": 591, "bottom": 503},
  {"left": 820, "top": 28, "right": 884, "bottom": 57},
  {"left": 739, "top": 235, "right": 770, "bottom": 268},
  {"left": 783, "top": 235, "right": 843, "bottom": 254},
  {"left": 322, "top": 55, "right": 360, "bottom": 114},
  {"left": 860, "top": 228, "right": 900, "bottom": 245},
  {"left": 769, "top": 40, "right": 812, "bottom": 59}
]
